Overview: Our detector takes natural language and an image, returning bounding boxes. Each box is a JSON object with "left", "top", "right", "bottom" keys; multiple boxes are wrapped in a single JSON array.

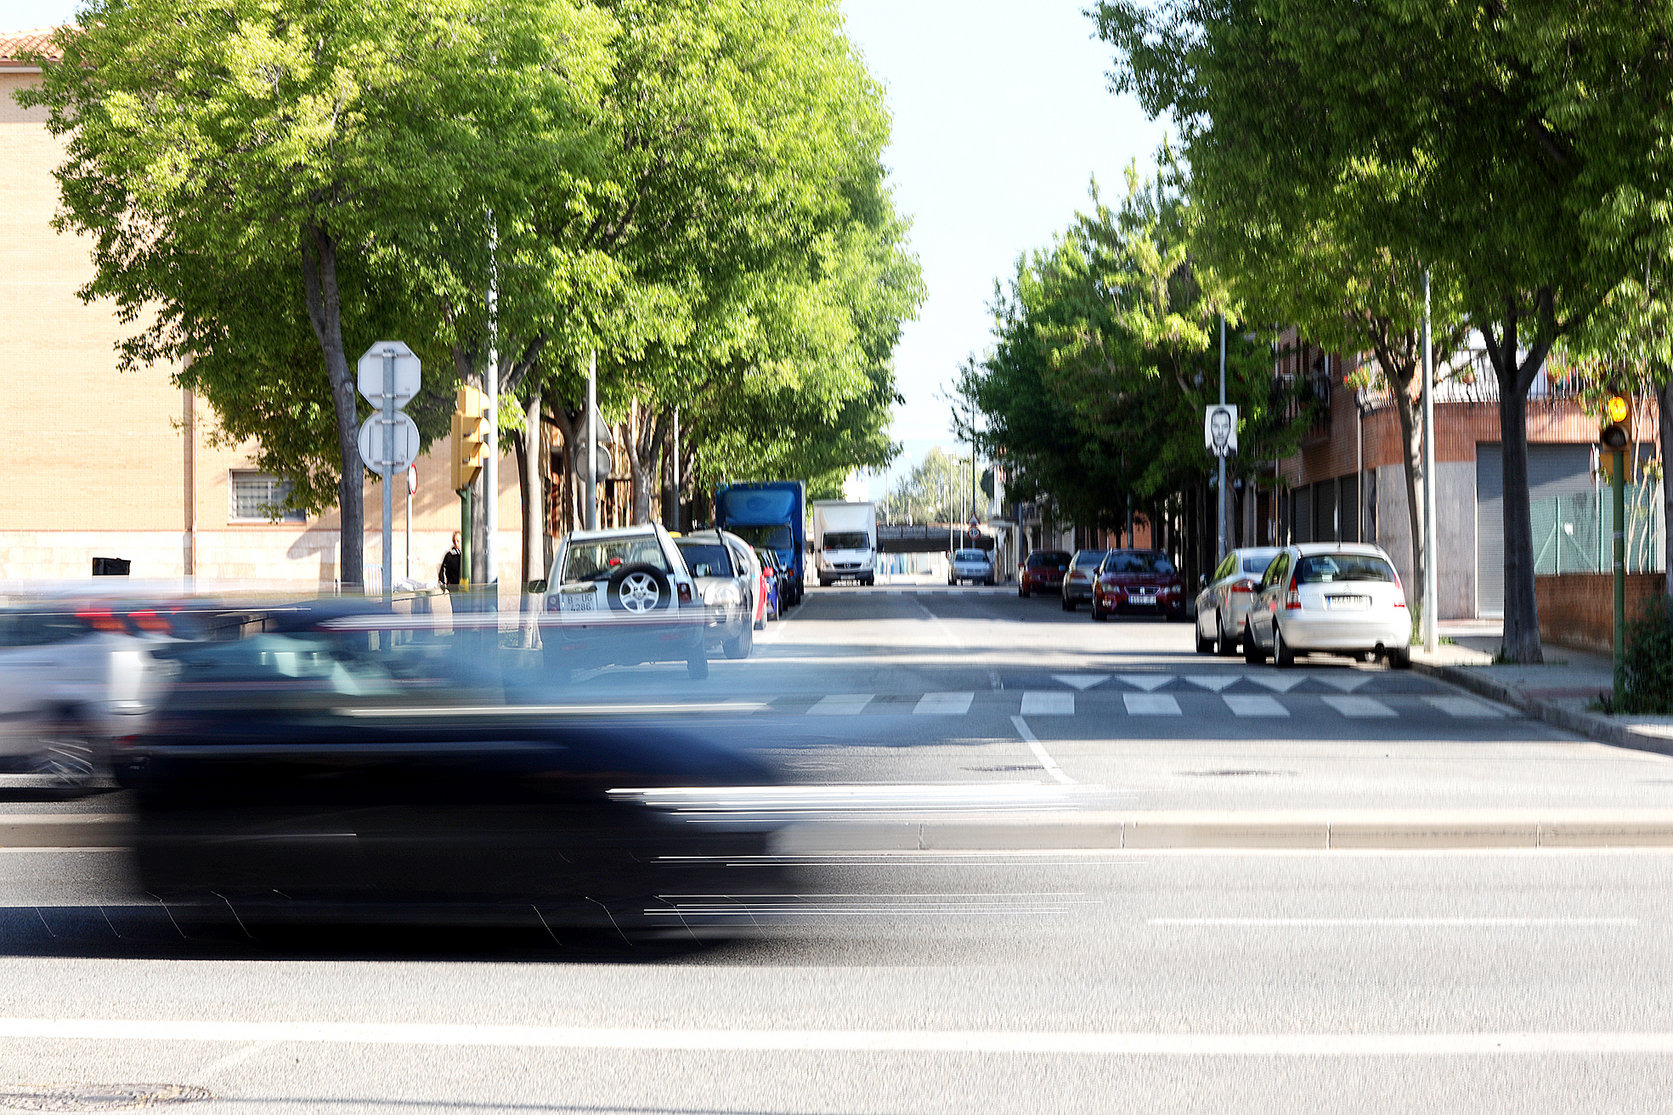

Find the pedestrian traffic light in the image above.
[
  {"left": 1600, "top": 391, "right": 1631, "bottom": 450},
  {"left": 451, "top": 384, "right": 489, "bottom": 490}
]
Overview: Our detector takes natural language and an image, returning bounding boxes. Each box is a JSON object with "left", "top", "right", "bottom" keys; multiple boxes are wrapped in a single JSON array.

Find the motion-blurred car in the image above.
[
  {"left": 543, "top": 524, "right": 708, "bottom": 680},
  {"left": 1018, "top": 550, "right": 1070, "bottom": 598},
  {"left": 1194, "top": 546, "right": 1281, "bottom": 655},
  {"left": 1090, "top": 549, "right": 1186, "bottom": 622},
  {"left": 1060, "top": 549, "right": 1109, "bottom": 611},
  {"left": 1243, "top": 543, "right": 1412, "bottom": 669},
  {"left": 123, "top": 615, "right": 788, "bottom": 934},
  {"left": 722, "top": 531, "right": 769, "bottom": 633},
  {"left": 948, "top": 548, "right": 994, "bottom": 586},
  {"left": 674, "top": 531, "right": 754, "bottom": 659}
]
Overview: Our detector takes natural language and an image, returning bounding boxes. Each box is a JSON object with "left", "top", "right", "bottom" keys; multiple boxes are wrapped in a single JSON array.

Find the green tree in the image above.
[
  {"left": 1095, "top": 0, "right": 1673, "bottom": 660},
  {"left": 23, "top": 0, "right": 611, "bottom": 587}
]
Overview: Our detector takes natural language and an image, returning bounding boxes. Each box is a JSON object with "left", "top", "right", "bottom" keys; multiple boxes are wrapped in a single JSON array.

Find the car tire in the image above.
[
  {"left": 1019, "top": 584, "right": 1030, "bottom": 598},
  {"left": 32, "top": 713, "right": 99, "bottom": 796},
  {"left": 1387, "top": 647, "right": 1412, "bottom": 670},
  {"left": 1195, "top": 619, "right": 1213, "bottom": 654},
  {"left": 724, "top": 621, "right": 753, "bottom": 660},
  {"left": 1092, "top": 598, "right": 1108, "bottom": 622},
  {"left": 607, "top": 563, "right": 672, "bottom": 614},
  {"left": 1216, "top": 620, "right": 1241, "bottom": 657},
  {"left": 1244, "top": 628, "right": 1266, "bottom": 664},
  {"left": 1061, "top": 596, "right": 1075, "bottom": 612},
  {"left": 687, "top": 650, "right": 710, "bottom": 679},
  {"left": 1273, "top": 624, "right": 1296, "bottom": 669}
]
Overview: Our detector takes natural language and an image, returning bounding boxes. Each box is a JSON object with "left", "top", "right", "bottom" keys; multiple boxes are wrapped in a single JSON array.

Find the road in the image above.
[{"left": 3, "top": 585, "right": 1672, "bottom": 1113}]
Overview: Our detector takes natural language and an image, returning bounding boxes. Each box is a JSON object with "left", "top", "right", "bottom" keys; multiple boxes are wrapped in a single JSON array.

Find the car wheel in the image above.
[
  {"left": 1019, "top": 584, "right": 1030, "bottom": 598},
  {"left": 1387, "top": 647, "right": 1412, "bottom": 670},
  {"left": 687, "top": 649, "right": 710, "bottom": 679},
  {"left": 1244, "top": 627, "right": 1266, "bottom": 664},
  {"left": 1092, "top": 597, "right": 1108, "bottom": 622},
  {"left": 607, "top": 563, "right": 672, "bottom": 614},
  {"left": 1195, "top": 616, "right": 1214, "bottom": 653},
  {"left": 1216, "top": 619, "right": 1241, "bottom": 657},
  {"left": 32, "top": 715, "right": 98, "bottom": 795},
  {"left": 1273, "top": 624, "right": 1296, "bottom": 669},
  {"left": 724, "top": 621, "right": 754, "bottom": 660},
  {"left": 1061, "top": 596, "right": 1075, "bottom": 611}
]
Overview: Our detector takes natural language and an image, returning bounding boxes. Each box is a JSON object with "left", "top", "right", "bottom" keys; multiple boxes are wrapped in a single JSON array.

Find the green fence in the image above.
[{"left": 1530, "top": 484, "right": 1664, "bottom": 575}]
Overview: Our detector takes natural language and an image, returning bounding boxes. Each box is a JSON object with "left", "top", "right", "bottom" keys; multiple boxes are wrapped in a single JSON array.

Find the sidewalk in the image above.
[{"left": 1413, "top": 619, "right": 1673, "bottom": 757}]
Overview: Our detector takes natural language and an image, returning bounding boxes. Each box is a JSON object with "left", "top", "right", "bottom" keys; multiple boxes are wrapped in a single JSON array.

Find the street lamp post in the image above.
[{"left": 1421, "top": 268, "right": 1438, "bottom": 652}]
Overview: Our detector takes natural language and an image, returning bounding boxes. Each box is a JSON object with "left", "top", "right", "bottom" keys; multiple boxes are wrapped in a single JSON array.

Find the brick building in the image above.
[
  {"left": 1266, "top": 329, "right": 1661, "bottom": 620},
  {"left": 1, "top": 27, "right": 528, "bottom": 589}
]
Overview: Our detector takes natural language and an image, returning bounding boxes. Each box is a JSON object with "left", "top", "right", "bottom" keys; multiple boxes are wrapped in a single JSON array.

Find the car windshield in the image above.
[
  {"left": 824, "top": 531, "right": 869, "bottom": 550},
  {"left": 730, "top": 524, "right": 793, "bottom": 551},
  {"left": 1295, "top": 553, "right": 1397, "bottom": 584},
  {"left": 676, "top": 542, "right": 733, "bottom": 578},
  {"left": 1105, "top": 551, "right": 1176, "bottom": 575},
  {"left": 1073, "top": 551, "right": 1106, "bottom": 569},
  {"left": 1028, "top": 552, "right": 1069, "bottom": 567},
  {"left": 560, "top": 536, "right": 669, "bottom": 582},
  {"left": 954, "top": 550, "right": 988, "bottom": 561}
]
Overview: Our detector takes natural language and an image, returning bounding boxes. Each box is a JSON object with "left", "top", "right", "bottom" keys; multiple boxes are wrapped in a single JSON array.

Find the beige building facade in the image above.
[{"left": 2, "top": 29, "right": 524, "bottom": 590}]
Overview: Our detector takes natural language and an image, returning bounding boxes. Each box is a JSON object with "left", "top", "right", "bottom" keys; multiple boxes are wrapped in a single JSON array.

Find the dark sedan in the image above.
[
  {"left": 122, "top": 613, "right": 788, "bottom": 936},
  {"left": 1091, "top": 549, "right": 1187, "bottom": 622}
]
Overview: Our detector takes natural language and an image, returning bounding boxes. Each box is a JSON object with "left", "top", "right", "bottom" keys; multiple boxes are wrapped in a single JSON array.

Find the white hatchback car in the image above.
[
  {"left": 542, "top": 524, "right": 707, "bottom": 680},
  {"left": 1243, "top": 543, "right": 1412, "bottom": 669}
]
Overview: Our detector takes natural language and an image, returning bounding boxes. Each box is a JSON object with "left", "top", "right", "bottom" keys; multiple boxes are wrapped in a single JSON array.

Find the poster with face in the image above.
[{"left": 1204, "top": 405, "right": 1238, "bottom": 457}]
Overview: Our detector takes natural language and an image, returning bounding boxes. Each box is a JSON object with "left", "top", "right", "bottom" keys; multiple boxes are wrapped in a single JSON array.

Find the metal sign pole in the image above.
[
  {"left": 381, "top": 347, "right": 394, "bottom": 603},
  {"left": 587, "top": 349, "right": 598, "bottom": 531},
  {"left": 1217, "top": 314, "right": 1227, "bottom": 563},
  {"left": 1614, "top": 447, "right": 1627, "bottom": 704},
  {"left": 1421, "top": 268, "right": 1438, "bottom": 651},
  {"left": 484, "top": 214, "right": 498, "bottom": 588}
]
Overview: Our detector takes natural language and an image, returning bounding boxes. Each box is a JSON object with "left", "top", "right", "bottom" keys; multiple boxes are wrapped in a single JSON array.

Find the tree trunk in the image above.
[
  {"left": 520, "top": 389, "right": 544, "bottom": 588},
  {"left": 1391, "top": 380, "right": 1428, "bottom": 627},
  {"left": 1662, "top": 372, "right": 1673, "bottom": 597},
  {"left": 661, "top": 420, "right": 679, "bottom": 531},
  {"left": 299, "top": 220, "right": 363, "bottom": 590},
  {"left": 1481, "top": 299, "right": 1550, "bottom": 665}
]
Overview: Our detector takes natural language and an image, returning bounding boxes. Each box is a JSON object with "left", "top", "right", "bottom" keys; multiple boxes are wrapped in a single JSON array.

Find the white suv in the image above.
[{"left": 542, "top": 524, "right": 708, "bottom": 680}]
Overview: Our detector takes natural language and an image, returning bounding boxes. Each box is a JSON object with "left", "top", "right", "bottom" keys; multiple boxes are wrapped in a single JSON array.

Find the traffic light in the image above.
[
  {"left": 451, "top": 384, "right": 489, "bottom": 491},
  {"left": 1600, "top": 391, "right": 1631, "bottom": 450}
]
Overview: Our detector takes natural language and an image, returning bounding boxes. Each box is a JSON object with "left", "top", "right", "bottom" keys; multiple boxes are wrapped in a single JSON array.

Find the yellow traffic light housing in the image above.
[
  {"left": 451, "top": 384, "right": 489, "bottom": 491},
  {"left": 1601, "top": 392, "right": 1631, "bottom": 451}
]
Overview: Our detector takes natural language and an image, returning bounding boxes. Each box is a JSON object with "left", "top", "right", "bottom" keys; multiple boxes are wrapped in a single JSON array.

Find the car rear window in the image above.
[
  {"left": 675, "top": 543, "right": 734, "bottom": 578},
  {"left": 561, "top": 537, "right": 671, "bottom": 582},
  {"left": 1073, "top": 551, "right": 1107, "bottom": 568},
  {"left": 954, "top": 550, "right": 988, "bottom": 561},
  {"left": 1242, "top": 555, "right": 1277, "bottom": 574},
  {"left": 1105, "top": 551, "right": 1176, "bottom": 574},
  {"left": 1295, "top": 554, "right": 1396, "bottom": 584}
]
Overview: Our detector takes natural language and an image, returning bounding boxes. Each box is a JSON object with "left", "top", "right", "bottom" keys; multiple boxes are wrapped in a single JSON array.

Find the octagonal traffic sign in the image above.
[{"left": 357, "top": 341, "right": 421, "bottom": 409}]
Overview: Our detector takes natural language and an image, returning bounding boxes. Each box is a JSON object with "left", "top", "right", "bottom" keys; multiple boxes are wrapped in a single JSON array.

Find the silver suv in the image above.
[{"left": 542, "top": 523, "right": 707, "bottom": 680}]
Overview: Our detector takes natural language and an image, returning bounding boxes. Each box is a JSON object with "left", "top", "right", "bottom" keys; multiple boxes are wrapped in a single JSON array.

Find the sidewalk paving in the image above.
[{"left": 1414, "top": 619, "right": 1673, "bottom": 757}]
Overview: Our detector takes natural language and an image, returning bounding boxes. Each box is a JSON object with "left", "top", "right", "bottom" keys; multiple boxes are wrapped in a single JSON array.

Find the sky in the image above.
[{"left": 2, "top": 0, "right": 1168, "bottom": 501}]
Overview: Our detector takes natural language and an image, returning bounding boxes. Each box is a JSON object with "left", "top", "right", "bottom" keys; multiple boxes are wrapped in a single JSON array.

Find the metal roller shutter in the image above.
[{"left": 1475, "top": 443, "right": 1595, "bottom": 617}]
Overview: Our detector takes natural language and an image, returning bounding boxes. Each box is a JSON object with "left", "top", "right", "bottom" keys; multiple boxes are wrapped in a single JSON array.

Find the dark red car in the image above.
[
  {"left": 1091, "top": 549, "right": 1186, "bottom": 621},
  {"left": 1018, "top": 550, "right": 1071, "bottom": 598}
]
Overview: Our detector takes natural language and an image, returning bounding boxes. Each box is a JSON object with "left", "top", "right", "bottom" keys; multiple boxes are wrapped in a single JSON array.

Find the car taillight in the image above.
[
  {"left": 1230, "top": 579, "right": 1256, "bottom": 594},
  {"left": 677, "top": 582, "right": 693, "bottom": 604},
  {"left": 1284, "top": 571, "right": 1302, "bottom": 610},
  {"left": 76, "top": 606, "right": 124, "bottom": 632},
  {"left": 127, "top": 609, "right": 172, "bottom": 633}
]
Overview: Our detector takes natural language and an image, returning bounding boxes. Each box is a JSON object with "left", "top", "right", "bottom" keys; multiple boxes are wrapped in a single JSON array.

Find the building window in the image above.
[{"left": 230, "top": 471, "right": 305, "bottom": 523}]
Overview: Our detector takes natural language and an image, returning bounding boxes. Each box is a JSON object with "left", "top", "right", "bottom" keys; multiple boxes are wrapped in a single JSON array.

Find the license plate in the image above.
[
  {"left": 1130, "top": 593, "right": 1155, "bottom": 605},
  {"left": 1326, "top": 595, "right": 1369, "bottom": 610},
  {"left": 559, "top": 592, "right": 597, "bottom": 613}
]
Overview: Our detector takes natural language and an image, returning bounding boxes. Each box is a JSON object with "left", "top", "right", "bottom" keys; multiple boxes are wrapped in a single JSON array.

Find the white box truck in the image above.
[{"left": 811, "top": 501, "right": 877, "bottom": 586}]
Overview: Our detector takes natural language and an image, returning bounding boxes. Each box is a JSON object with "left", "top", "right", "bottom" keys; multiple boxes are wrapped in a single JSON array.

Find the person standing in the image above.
[{"left": 438, "top": 531, "right": 463, "bottom": 591}]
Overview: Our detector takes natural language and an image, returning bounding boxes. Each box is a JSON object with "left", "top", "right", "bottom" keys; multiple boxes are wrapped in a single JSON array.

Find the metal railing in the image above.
[{"left": 1531, "top": 484, "right": 1665, "bottom": 575}]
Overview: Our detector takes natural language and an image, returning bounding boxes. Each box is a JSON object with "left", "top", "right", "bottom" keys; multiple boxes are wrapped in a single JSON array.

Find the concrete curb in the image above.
[
  {"left": 1412, "top": 660, "right": 1673, "bottom": 760},
  {"left": 11, "top": 810, "right": 1673, "bottom": 852}
]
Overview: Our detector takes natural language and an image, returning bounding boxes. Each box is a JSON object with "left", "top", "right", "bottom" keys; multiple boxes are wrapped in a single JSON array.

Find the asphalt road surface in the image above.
[{"left": 3, "top": 585, "right": 1671, "bottom": 1113}]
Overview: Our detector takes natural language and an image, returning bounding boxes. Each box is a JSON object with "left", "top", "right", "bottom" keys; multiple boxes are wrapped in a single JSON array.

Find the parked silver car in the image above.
[
  {"left": 949, "top": 548, "right": 994, "bottom": 586},
  {"left": 1060, "top": 549, "right": 1108, "bottom": 611},
  {"left": 1194, "top": 546, "right": 1282, "bottom": 655},
  {"left": 1243, "top": 543, "right": 1412, "bottom": 669},
  {"left": 675, "top": 531, "right": 755, "bottom": 659}
]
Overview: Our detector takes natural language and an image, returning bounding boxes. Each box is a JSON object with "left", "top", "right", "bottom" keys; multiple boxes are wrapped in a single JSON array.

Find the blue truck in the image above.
[{"left": 713, "top": 481, "right": 806, "bottom": 608}]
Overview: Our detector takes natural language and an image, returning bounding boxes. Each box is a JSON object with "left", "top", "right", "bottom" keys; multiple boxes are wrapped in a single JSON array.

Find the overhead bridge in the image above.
[{"left": 877, "top": 524, "right": 993, "bottom": 554}]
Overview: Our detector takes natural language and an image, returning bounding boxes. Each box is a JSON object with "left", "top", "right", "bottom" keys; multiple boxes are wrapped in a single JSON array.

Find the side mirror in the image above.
[
  {"left": 526, "top": 579, "right": 548, "bottom": 594},
  {"left": 1198, "top": 574, "right": 1207, "bottom": 589}
]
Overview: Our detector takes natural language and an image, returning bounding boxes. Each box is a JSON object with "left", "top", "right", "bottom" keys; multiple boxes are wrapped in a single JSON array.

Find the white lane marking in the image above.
[
  {"left": 1318, "top": 674, "right": 1372, "bottom": 692},
  {"left": 908, "top": 595, "right": 964, "bottom": 649},
  {"left": 1184, "top": 675, "right": 1237, "bottom": 692},
  {"left": 1053, "top": 674, "right": 1108, "bottom": 691},
  {"left": 5, "top": 1018, "right": 1673, "bottom": 1055},
  {"left": 1117, "top": 674, "right": 1172, "bottom": 692},
  {"left": 201, "top": 1040, "right": 272, "bottom": 1077},
  {"left": 343, "top": 702, "right": 770, "bottom": 717},
  {"left": 808, "top": 694, "right": 873, "bottom": 717},
  {"left": 1151, "top": 917, "right": 1637, "bottom": 928},
  {"left": 914, "top": 692, "right": 974, "bottom": 716},
  {"left": 1020, "top": 692, "right": 1074, "bottom": 716},
  {"left": 1245, "top": 675, "right": 1302, "bottom": 693},
  {"left": 1426, "top": 695, "right": 1508, "bottom": 718},
  {"left": 1010, "top": 715, "right": 1074, "bottom": 785},
  {"left": 1123, "top": 694, "right": 1181, "bottom": 716},
  {"left": 1223, "top": 694, "right": 1288, "bottom": 718},
  {"left": 1322, "top": 695, "right": 1397, "bottom": 719}
]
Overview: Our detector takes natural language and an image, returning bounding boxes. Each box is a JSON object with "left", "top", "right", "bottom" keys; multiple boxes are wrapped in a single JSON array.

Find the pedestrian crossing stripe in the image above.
[
  {"left": 1321, "top": 695, "right": 1397, "bottom": 718},
  {"left": 1124, "top": 693, "right": 1182, "bottom": 716},
  {"left": 914, "top": 692, "right": 974, "bottom": 715},
  {"left": 1222, "top": 694, "right": 1288, "bottom": 717},
  {"left": 1020, "top": 692, "right": 1074, "bottom": 716}
]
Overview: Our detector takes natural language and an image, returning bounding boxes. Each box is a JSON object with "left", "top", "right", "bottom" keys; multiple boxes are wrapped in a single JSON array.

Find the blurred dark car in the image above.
[
  {"left": 1090, "top": 549, "right": 1187, "bottom": 622},
  {"left": 1018, "top": 550, "right": 1070, "bottom": 598},
  {"left": 1060, "top": 549, "right": 1108, "bottom": 611},
  {"left": 123, "top": 611, "right": 787, "bottom": 935}
]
